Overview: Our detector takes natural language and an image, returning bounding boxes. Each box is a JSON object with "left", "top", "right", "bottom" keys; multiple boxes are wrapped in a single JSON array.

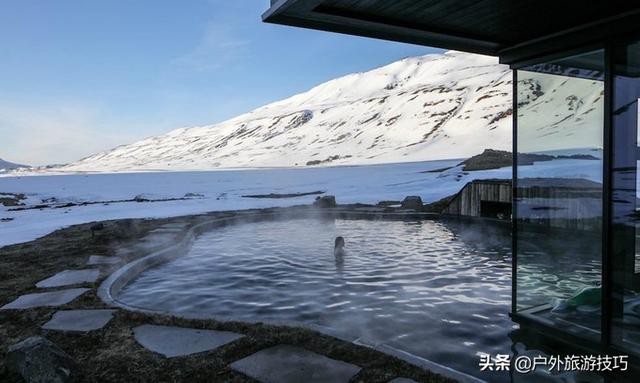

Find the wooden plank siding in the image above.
[
  {"left": 443, "top": 178, "right": 602, "bottom": 232},
  {"left": 443, "top": 179, "right": 511, "bottom": 217}
]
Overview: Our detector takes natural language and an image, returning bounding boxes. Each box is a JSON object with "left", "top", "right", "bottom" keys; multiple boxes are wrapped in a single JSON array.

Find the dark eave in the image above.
[{"left": 263, "top": 0, "right": 640, "bottom": 65}]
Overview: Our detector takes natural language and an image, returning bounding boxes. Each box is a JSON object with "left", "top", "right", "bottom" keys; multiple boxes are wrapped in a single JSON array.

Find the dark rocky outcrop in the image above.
[
  {"left": 461, "top": 149, "right": 556, "bottom": 171},
  {"left": 6, "top": 336, "right": 76, "bottom": 383},
  {"left": 314, "top": 195, "right": 337, "bottom": 208},
  {"left": 376, "top": 200, "right": 401, "bottom": 207},
  {"left": 423, "top": 194, "right": 457, "bottom": 213},
  {"left": 90, "top": 222, "right": 105, "bottom": 237},
  {"left": 556, "top": 154, "right": 599, "bottom": 160},
  {"left": 420, "top": 166, "right": 453, "bottom": 173},
  {"left": 306, "top": 155, "right": 352, "bottom": 166},
  {"left": 0, "top": 192, "right": 26, "bottom": 207},
  {"left": 243, "top": 191, "right": 325, "bottom": 199},
  {"left": 133, "top": 194, "right": 150, "bottom": 202},
  {"left": 460, "top": 149, "right": 513, "bottom": 171},
  {"left": 401, "top": 196, "right": 423, "bottom": 210},
  {"left": 461, "top": 148, "right": 598, "bottom": 172}
]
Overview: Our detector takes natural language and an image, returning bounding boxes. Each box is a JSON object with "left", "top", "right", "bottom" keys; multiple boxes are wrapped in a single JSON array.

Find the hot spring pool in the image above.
[{"left": 117, "top": 216, "right": 516, "bottom": 380}]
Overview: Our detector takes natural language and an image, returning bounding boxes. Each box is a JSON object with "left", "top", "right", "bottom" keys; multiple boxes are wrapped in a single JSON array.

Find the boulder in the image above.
[
  {"left": 6, "top": 336, "right": 76, "bottom": 383},
  {"left": 313, "top": 195, "right": 337, "bottom": 208},
  {"left": 133, "top": 194, "right": 149, "bottom": 202},
  {"left": 90, "top": 222, "right": 104, "bottom": 237},
  {"left": 401, "top": 196, "right": 423, "bottom": 210}
]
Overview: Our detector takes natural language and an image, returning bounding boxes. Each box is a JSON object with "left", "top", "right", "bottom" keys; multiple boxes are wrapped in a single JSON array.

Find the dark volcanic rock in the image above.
[
  {"left": 461, "top": 149, "right": 512, "bottom": 171},
  {"left": 7, "top": 336, "right": 76, "bottom": 383},
  {"left": 556, "top": 153, "right": 599, "bottom": 160},
  {"left": 401, "top": 196, "right": 423, "bottom": 210},
  {"left": 377, "top": 200, "right": 401, "bottom": 207},
  {"left": 314, "top": 195, "right": 337, "bottom": 208},
  {"left": 243, "top": 191, "right": 324, "bottom": 199},
  {"left": 133, "top": 194, "right": 149, "bottom": 202},
  {"left": 423, "top": 194, "right": 456, "bottom": 213},
  {"left": 90, "top": 222, "right": 105, "bottom": 238},
  {"left": 518, "top": 152, "right": 555, "bottom": 166},
  {"left": 306, "top": 154, "right": 352, "bottom": 166},
  {"left": 0, "top": 192, "right": 26, "bottom": 207},
  {"left": 461, "top": 149, "right": 555, "bottom": 171},
  {"left": 420, "top": 166, "right": 453, "bottom": 173}
]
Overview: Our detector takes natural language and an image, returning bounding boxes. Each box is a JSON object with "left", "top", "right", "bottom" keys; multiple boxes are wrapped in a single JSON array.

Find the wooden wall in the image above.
[
  {"left": 443, "top": 178, "right": 602, "bottom": 231},
  {"left": 443, "top": 179, "right": 511, "bottom": 217}
]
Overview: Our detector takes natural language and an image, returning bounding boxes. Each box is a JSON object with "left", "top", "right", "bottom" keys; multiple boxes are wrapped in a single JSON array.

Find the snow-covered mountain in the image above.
[
  {"left": 0, "top": 158, "right": 27, "bottom": 172},
  {"left": 35, "top": 51, "right": 601, "bottom": 173}
]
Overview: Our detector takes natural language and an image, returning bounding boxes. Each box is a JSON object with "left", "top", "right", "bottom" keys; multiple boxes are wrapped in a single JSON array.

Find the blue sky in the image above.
[{"left": 0, "top": 1, "right": 442, "bottom": 165}]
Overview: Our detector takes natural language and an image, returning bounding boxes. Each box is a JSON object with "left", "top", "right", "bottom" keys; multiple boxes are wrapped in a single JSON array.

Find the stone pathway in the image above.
[
  {"left": 42, "top": 309, "right": 116, "bottom": 333},
  {"left": 0, "top": 288, "right": 90, "bottom": 310},
  {"left": 230, "top": 345, "right": 361, "bottom": 383},
  {"left": 36, "top": 269, "right": 100, "bottom": 288},
  {"left": 133, "top": 324, "right": 244, "bottom": 358}
]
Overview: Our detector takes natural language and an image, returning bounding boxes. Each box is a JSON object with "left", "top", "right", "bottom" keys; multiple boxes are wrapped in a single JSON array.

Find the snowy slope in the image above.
[
  {"left": 0, "top": 158, "right": 27, "bottom": 172},
  {"left": 16, "top": 51, "right": 601, "bottom": 174},
  {"left": 36, "top": 51, "right": 512, "bottom": 173}
]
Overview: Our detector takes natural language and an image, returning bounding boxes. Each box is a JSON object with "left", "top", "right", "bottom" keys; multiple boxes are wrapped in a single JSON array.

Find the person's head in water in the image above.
[{"left": 334, "top": 236, "right": 345, "bottom": 257}]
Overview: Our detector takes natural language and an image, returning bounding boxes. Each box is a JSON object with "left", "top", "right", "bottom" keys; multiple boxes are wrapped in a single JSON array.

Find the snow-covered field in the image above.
[{"left": 0, "top": 155, "right": 602, "bottom": 248}]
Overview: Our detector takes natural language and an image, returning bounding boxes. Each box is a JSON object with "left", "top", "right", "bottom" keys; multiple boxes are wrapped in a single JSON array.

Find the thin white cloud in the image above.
[
  {"left": 172, "top": 20, "right": 251, "bottom": 71},
  {"left": 0, "top": 102, "right": 138, "bottom": 166}
]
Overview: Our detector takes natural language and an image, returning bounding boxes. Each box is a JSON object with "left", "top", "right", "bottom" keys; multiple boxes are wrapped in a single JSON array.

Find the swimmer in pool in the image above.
[{"left": 334, "top": 236, "right": 345, "bottom": 257}]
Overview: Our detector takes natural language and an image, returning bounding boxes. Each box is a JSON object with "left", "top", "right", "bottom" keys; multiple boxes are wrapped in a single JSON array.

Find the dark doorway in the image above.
[{"left": 480, "top": 200, "right": 511, "bottom": 219}]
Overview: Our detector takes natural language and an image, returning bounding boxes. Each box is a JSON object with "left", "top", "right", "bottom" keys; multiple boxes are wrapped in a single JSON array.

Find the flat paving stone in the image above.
[
  {"left": 42, "top": 309, "right": 116, "bottom": 332},
  {"left": 86, "top": 255, "right": 120, "bottom": 266},
  {"left": 230, "top": 344, "right": 361, "bottom": 383},
  {"left": 389, "top": 378, "right": 420, "bottom": 383},
  {"left": 36, "top": 269, "right": 100, "bottom": 288},
  {"left": 0, "top": 288, "right": 90, "bottom": 310},
  {"left": 133, "top": 325, "right": 243, "bottom": 358}
]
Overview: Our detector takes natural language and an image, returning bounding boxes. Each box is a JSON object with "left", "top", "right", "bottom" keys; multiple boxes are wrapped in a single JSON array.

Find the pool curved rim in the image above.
[{"left": 97, "top": 209, "right": 486, "bottom": 383}]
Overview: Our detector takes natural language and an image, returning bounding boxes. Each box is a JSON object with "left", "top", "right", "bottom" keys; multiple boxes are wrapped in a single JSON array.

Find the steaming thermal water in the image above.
[
  {"left": 118, "top": 218, "right": 506, "bottom": 377},
  {"left": 117, "top": 218, "right": 600, "bottom": 382}
]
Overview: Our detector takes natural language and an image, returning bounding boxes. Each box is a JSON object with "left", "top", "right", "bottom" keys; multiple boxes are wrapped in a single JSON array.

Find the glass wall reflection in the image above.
[
  {"left": 612, "top": 39, "right": 640, "bottom": 355},
  {"left": 516, "top": 50, "right": 604, "bottom": 339}
]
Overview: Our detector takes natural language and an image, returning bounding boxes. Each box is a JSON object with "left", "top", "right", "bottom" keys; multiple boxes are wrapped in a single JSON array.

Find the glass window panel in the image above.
[
  {"left": 515, "top": 49, "right": 604, "bottom": 339},
  {"left": 611, "top": 39, "right": 640, "bottom": 355}
]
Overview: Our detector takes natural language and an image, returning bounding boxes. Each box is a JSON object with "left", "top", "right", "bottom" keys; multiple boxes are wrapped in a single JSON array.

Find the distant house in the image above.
[
  {"left": 443, "top": 177, "right": 603, "bottom": 231},
  {"left": 442, "top": 179, "right": 511, "bottom": 219}
]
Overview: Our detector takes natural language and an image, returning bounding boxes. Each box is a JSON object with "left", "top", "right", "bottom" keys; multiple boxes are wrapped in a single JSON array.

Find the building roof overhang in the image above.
[{"left": 263, "top": 0, "right": 640, "bottom": 65}]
